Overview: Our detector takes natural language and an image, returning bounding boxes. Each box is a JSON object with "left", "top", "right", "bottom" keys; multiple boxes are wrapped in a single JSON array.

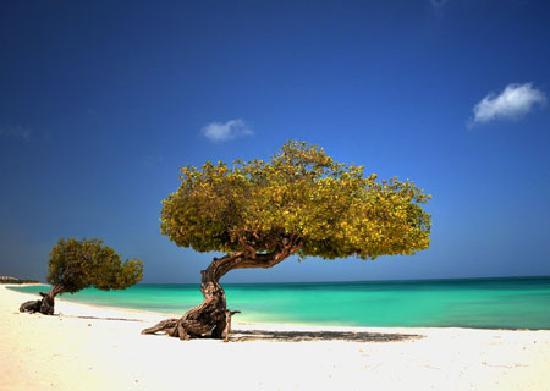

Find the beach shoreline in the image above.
[{"left": 2, "top": 284, "right": 550, "bottom": 390}]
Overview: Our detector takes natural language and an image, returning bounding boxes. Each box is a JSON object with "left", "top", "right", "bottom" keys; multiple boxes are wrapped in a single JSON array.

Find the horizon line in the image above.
[{"left": 14, "top": 274, "right": 550, "bottom": 286}]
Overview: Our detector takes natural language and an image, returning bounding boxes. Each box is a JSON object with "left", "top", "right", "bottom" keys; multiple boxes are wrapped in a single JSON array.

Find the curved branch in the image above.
[{"left": 207, "top": 239, "right": 303, "bottom": 282}]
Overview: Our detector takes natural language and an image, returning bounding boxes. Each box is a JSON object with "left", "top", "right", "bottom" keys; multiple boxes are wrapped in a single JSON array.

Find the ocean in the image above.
[{"left": 10, "top": 277, "right": 550, "bottom": 329}]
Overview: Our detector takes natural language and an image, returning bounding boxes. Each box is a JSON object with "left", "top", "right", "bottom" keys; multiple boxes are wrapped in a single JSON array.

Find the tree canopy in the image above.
[
  {"left": 160, "top": 140, "right": 430, "bottom": 260},
  {"left": 144, "top": 141, "right": 431, "bottom": 340},
  {"left": 47, "top": 238, "right": 143, "bottom": 294}
]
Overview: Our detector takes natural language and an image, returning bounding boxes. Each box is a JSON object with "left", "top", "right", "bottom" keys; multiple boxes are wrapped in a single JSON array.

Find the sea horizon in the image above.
[{"left": 13, "top": 274, "right": 550, "bottom": 286}]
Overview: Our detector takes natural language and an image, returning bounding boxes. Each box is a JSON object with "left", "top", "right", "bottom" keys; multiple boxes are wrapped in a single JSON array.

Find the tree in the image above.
[
  {"left": 142, "top": 141, "right": 431, "bottom": 340},
  {"left": 20, "top": 238, "right": 143, "bottom": 315}
]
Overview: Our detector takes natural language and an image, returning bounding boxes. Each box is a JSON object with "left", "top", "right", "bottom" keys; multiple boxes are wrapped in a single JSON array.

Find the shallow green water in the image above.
[{"left": 10, "top": 277, "right": 550, "bottom": 329}]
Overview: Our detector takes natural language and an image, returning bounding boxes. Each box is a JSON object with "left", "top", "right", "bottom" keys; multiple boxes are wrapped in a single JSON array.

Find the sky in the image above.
[{"left": 1, "top": 0, "right": 549, "bottom": 283}]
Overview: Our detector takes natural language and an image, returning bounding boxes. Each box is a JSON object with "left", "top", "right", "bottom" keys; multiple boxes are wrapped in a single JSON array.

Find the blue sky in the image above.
[{"left": 1, "top": 0, "right": 549, "bottom": 282}]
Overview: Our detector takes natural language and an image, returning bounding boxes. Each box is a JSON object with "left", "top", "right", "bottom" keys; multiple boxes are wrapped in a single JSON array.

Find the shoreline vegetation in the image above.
[
  {"left": 18, "top": 238, "right": 143, "bottom": 315},
  {"left": 3, "top": 284, "right": 550, "bottom": 390}
]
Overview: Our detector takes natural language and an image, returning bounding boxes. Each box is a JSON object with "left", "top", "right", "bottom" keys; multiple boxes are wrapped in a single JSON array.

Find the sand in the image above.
[{"left": 1, "top": 285, "right": 550, "bottom": 390}]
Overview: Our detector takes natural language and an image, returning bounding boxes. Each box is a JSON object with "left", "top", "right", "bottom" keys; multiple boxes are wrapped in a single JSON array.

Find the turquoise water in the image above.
[{"left": 10, "top": 277, "right": 550, "bottom": 329}]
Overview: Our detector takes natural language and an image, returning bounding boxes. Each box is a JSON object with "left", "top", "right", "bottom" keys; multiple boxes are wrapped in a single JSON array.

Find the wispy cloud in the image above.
[
  {"left": 0, "top": 125, "right": 32, "bottom": 142},
  {"left": 430, "top": 0, "right": 450, "bottom": 8},
  {"left": 472, "top": 83, "right": 546, "bottom": 124},
  {"left": 201, "top": 119, "right": 253, "bottom": 142}
]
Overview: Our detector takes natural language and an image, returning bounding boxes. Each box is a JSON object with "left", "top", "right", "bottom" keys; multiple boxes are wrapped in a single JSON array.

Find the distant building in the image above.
[
  {"left": 0, "top": 275, "right": 39, "bottom": 283},
  {"left": 0, "top": 275, "right": 20, "bottom": 282}
]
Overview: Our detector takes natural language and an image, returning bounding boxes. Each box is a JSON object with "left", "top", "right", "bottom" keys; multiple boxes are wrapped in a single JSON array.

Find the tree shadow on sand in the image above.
[
  {"left": 50, "top": 314, "right": 423, "bottom": 342},
  {"left": 228, "top": 329, "right": 422, "bottom": 342}
]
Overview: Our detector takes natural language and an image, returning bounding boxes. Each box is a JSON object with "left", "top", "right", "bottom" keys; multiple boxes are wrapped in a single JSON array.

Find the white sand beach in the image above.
[{"left": 1, "top": 284, "right": 550, "bottom": 391}]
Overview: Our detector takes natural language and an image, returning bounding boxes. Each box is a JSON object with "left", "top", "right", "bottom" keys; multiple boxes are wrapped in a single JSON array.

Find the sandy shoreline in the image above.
[{"left": 1, "top": 285, "right": 550, "bottom": 390}]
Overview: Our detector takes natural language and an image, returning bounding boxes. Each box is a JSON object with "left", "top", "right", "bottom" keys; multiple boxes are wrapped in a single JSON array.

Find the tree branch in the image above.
[{"left": 204, "top": 238, "right": 303, "bottom": 282}]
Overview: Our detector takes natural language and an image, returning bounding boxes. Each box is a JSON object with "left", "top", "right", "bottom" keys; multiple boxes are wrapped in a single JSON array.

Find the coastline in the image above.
[
  {"left": 11, "top": 278, "right": 550, "bottom": 330},
  {"left": 2, "top": 285, "right": 550, "bottom": 390}
]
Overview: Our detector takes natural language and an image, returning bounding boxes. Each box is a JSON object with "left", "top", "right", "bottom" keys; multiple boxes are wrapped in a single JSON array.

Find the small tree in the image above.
[
  {"left": 20, "top": 238, "right": 143, "bottom": 315},
  {"left": 143, "top": 141, "right": 431, "bottom": 340}
]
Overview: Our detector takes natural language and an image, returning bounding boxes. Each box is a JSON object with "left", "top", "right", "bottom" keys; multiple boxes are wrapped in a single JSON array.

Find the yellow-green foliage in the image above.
[
  {"left": 47, "top": 238, "right": 143, "bottom": 293},
  {"left": 161, "top": 141, "right": 431, "bottom": 260}
]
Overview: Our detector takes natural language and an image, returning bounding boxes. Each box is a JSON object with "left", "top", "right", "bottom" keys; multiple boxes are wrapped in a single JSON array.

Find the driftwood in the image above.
[{"left": 223, "top": 310, "right": 241, "bottom": 342}]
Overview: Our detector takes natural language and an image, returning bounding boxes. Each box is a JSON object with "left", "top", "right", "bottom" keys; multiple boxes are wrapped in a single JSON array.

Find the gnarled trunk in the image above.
[
  {"left": 20, "top": 285, "right": 63, "bottom": 315},
  {"left": 142, "top": 240, "right": 301, "bottom": 340}
]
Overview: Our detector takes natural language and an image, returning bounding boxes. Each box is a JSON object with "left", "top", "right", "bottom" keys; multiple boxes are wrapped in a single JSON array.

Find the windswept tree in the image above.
[
  {"left": 143, "top": 141, "right": 431, "bottom": 340},
  {"left": 20, "top": 238, "right": 143, "bottom": 315}
]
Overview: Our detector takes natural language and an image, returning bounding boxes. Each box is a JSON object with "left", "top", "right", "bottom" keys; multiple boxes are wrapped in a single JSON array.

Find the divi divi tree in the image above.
[
  {"left": 20, "top": 238, "right": 143, "bottom": 315},
  {"left": 143, "top": 141, "right": 430, "bottom": 340}
]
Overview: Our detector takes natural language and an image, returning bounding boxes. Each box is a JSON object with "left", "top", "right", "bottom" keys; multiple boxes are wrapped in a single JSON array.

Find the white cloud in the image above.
[
  {"left": 201, "top": 119, "right": 253, "bottom": 142},
  {"left": 472, "top": 83, "right": 546, "bottom": 124},
  {"left": 0, "top": 125, "right": 32, "bottom": 141}
]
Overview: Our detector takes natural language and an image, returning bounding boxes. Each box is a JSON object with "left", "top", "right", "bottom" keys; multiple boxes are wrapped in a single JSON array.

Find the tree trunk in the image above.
[
  {"left": 142, "top": 240, "right": 301, "bottom": 340},
  {"left": 20, "top": 285, "right": 63, "bottom": 315},
  {"left": 141, "top": 257, "right": 233, "bottom": 339}
]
